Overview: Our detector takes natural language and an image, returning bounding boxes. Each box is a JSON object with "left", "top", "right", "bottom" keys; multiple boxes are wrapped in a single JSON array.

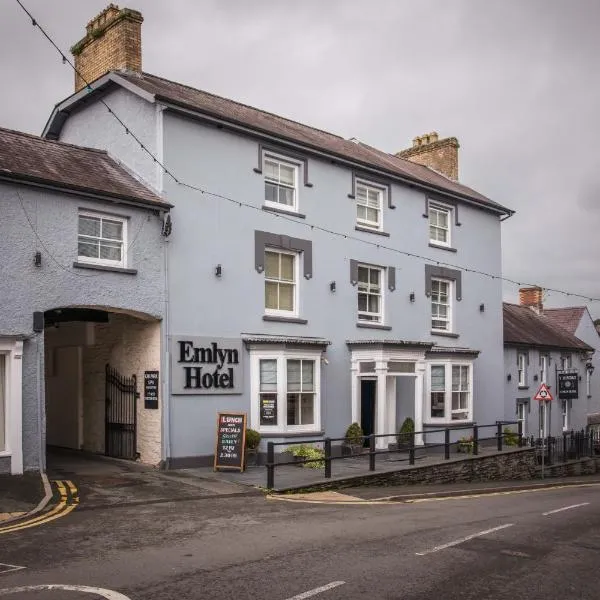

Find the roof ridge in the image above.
[
  {"left": 139, "top": 71, "right": 348, "bottom": 142},
  {"left": 0, "top": 126, "right": 108, "bottom": 155}
]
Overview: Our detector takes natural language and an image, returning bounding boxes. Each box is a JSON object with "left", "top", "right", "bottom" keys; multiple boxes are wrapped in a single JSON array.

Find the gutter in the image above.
[{"left": 0, "top": 173, "right": 172, "bottom": 211}]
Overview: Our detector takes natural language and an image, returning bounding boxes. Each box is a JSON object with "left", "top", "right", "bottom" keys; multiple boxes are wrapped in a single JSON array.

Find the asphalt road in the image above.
[{"left": 2, "top": 483, "right": 600, "bottom": 600}]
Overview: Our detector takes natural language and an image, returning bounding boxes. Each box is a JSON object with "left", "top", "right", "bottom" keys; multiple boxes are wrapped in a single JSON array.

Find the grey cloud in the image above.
[{"left": 1, "top": 0, "right": 598, "bottom": 316}]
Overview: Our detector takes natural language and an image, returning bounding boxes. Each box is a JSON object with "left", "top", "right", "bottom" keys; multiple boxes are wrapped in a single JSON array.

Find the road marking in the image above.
[
  {"left": 0, "top": 481, "right": 78, "bottom": 535},
  {"left": 0, "top": 564, "right": 26, "bottom": 576},
  {"left": 284, "top": 581, "right": 345, "bottom": 600},
  {"left": 500, "top": 549, "right": 531, "bottom": 558},
  {"left": 542, "top": 502, "right": 589, "bottom": 516},
  {"left": 0, "top": 584, "right": 131, "bottom": 599},
  {"left": 416, "top": 523, "right": 514, "bottom": 556}
]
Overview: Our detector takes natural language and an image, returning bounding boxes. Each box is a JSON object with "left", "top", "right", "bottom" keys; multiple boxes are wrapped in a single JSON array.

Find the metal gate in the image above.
[{"left": 105, "top": 364, "right": 139, "bottom": 460}]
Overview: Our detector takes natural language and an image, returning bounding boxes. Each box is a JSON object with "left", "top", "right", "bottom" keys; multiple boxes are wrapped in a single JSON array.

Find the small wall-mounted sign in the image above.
[
  {"left": 144, "top": 370, "right": 159, "bottom": 409},
  {"left": 170, "top": 337, "right": 244, "bottom": 395},
  {"left": 260, "top": 396, "right": 277, "bottom": 425},
  {"left": 558, "top": 372, "right": 578, "bottom": 399}
]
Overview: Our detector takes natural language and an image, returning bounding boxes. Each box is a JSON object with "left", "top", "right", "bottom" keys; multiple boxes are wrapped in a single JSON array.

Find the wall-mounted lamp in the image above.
[
  {"left": 533, "top": 374, "right": 538, "bottom": 382},
  {"left": 409, "top": 292, "right": 415, "bottom": 303},
  {"left": 507, "top": 373, "right": 512, "bottom": 382},
  {"left": 215, "top": 264, "right": 222, "bottom": 278},
  {"left": 330, "top": 281, "right": 336, "bottom": 293},
  {"left": 586, "top": 362, "right": 595, "bottom": 376},
  {"left": 34, "top": 251, "right": 42, "bottom": 267},
  {"left": 479, "top": 303, "right": 485, "bottom": 312}
]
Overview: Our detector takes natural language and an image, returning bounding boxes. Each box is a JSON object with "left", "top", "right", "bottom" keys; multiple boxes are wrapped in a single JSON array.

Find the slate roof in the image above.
[
  {"left": 503, "top": 303, "right": 593, "bottom": 351},
  {"left": 111, "top": 71, "right": 510, "bottom": 215},
  {"left": 542, "top": 307, "right": 586, "bottom": 335},
  {"left": 0, "top": 127, "right": 169, "bottom": 208}
]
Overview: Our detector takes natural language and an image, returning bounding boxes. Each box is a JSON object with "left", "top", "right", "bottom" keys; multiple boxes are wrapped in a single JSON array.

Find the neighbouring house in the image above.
[
  {"left": 30, "top": 4, "right": 515, "bottom": 468},
  {"left": 0, "top": 127, "right": 170, "bottom": 475},
  {"left": 503, "top": 287, "right": 597, "bottom": 440}
]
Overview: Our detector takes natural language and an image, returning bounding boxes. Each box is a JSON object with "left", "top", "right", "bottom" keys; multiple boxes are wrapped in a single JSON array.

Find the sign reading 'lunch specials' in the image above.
[{"left": 171, "top": 337, "right": 244, "bottom": 395}]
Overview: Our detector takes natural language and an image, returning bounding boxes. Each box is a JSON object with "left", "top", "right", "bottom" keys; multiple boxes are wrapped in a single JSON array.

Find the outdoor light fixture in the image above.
[
  {"left": 215, "top": 264, "right": 222, "bottom": 277},
  {"left": 409, "top": 292, "right": 415, "bottom": 303},
  {"left": 330, "top": 281, "right": 336, "bottom": 292},
  {"left": 34, "top": 251, "right": 42, "bottom": 267},
  {"left": 533, "top": 374, "right": 538, "bottom": 382},
  {"left": 586, "top": 362, "right": 595, "bottom": 376},
  {"left": 507, "top": 373, "right": 512, "bottom": 382},
  {"left": 479, "top": 303, "right": 485, "bottom": 312}
]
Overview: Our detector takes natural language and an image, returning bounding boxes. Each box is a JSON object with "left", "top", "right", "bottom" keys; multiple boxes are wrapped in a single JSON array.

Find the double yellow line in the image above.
[{"left": 0, "top": 480, "right": 78, "bottom": 535}]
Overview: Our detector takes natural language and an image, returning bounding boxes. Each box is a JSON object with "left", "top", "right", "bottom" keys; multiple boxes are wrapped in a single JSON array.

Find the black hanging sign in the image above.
[
  {"left": 260, "top": 396, "right": 277, "bottom": 425},
  {"left": 144, "top": 371, "right": 159, "bottom": 409},
  {"left": 214, "top": 412, "right": 246, "bottom": 472},
  {"left": 558, "top": 372, "right": 579, "bottom": 399}
]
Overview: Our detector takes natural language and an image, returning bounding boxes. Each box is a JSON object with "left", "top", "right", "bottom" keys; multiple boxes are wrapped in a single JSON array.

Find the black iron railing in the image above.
[
  {"left": 524, "top": 429, "right": 600, "bottom": 466},
  {"left": 265, "top": 420, "right": 521, "bottom": 489}
]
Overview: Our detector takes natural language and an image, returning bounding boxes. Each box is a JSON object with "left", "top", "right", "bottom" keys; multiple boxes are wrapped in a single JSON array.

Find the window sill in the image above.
[
  {"left": 262, "top": 205, "right": 306, "bottom": 219},
  {"left": 73, "top": 262, "right": 137, "bottom": 275},
  {"left": 431, "top": 330, "right": 459, "bottom": 338},
  {"left": 263, "top": 315, "right": 308, "bottom": 325},
  {"left": 429, "top": 242, "right": 457, "bottom": 253},
  {"left": 355, "top": 226, "right": 390, "bottom": 237},
  {"left": 259, "top": 431, "right": 324, "bottom": 438},
  {"left": 357, "top": 322, "right": 392, "bottom": 331},
  {"left": 518, "top": 386, "right": 529, "bottom": 390}
]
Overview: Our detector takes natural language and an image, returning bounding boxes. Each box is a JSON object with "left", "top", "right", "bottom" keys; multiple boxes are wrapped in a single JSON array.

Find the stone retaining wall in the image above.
[
  {"left": 287, "top": 448, "right": 537, "bottom": 493},
  {"left": 538, "top": 456, "right": 600, "bottom": 478}
]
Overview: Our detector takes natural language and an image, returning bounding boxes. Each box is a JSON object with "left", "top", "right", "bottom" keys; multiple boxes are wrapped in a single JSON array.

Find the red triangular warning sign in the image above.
[{"left": 534, "top": 383, "right": 553, "bottom": 402}]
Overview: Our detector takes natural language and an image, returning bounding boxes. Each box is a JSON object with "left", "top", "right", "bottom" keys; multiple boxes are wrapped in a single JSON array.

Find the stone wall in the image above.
[
  {"left": 538, "top": 456, "right": 600, "bottom": 478},
  {"left": 288, "top": 448, "right": 537, "bottom": 492}
]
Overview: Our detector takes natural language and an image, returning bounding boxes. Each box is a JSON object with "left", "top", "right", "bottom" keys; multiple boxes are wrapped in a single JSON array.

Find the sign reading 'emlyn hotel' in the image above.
[{"left": 170, "top": 337, "right": 244, "bottom": 395}]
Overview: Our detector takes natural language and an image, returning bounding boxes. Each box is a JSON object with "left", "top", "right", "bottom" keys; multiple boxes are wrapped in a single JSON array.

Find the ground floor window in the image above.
[
  {"left": 561, "top": 399, "right": 570, "bottom": 431},
  {"left": 516, "top": 399, "right": 529, "bottom": 437},
  {"left": 251, "top": 349, "right": 322, "bottom": 434},
  {"left": 427, "top": 362, "right": 473, "bottom": 423}
]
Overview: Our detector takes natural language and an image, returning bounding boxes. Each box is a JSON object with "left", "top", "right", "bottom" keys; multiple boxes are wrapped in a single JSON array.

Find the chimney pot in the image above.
[
  {"left": 519, "top": 286, "right": 544, "bottom": 313},
  {"left": 72, "top": 4, "right": 143, "bottom": 92},
  {"left": 396, "top": 132, "right": 460, "bottom": 180}
]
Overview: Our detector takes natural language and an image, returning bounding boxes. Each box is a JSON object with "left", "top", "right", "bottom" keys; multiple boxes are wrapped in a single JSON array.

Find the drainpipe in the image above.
[
  {"left": 161, "top": 217, "right": 171, "bottom": 469},
  {"left": 36, "top": 331, "right": 45, "bottom": 472}
]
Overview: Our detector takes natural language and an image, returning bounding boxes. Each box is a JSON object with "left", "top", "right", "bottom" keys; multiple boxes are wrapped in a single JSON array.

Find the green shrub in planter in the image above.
[
  {"left": 397, "top": 417, "right": 415, "bottom": 448},
  {"left": 457, "top": 435, "right": 474, "bottom": 453},
  {"left": 345, "top": 422, "right": 364, "bottom": 446},
  {"left": 284, "top": 444, "right": 325, "bottom": 468},
  {"left": 503, "top": 427, "right": 519, "bottom": 447},
  {"left": 245, "top": 428, "right": 261, "bottom": 450}
]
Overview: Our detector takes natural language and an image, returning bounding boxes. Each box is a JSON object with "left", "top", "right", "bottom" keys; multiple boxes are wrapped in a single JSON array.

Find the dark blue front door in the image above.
[{"left": 361, "top": 379, "right": 376, "bottom": 444}]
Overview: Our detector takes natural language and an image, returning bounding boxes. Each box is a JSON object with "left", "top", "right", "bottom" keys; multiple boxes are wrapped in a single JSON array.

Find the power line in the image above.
[{"left": 13, "top": 0, "right": 600, "bottom": 304}]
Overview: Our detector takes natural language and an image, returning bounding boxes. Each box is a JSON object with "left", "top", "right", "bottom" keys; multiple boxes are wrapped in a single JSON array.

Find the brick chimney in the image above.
[
  {"left": 519, "top": 286, "right": 544, "bottom": 314},
  {"left": 70, "top": 4, "right": 143, "bottom": 93},
  {"left": 396, "top": 132, "right": 459, "bottom": 181}
]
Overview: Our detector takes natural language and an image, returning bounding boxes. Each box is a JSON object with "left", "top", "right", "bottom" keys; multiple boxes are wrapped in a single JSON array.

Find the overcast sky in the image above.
[{"left": 1, "top": 0, "right": 599, "bottom": 317}]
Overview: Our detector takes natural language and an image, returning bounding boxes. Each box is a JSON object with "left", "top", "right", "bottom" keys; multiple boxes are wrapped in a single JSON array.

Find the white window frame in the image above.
[
  {"left": 249, "top": 348, "right": 322, "bottom": 434},
  {"left": 518, "top": 352, "right": 528, "bottom": 387},
  {"left": 263, "top": 152, "right": 300, "bottom": 213},
  {"left": 355, "top": 179, "right": 385, "bottom": 231},
  {"left": 517, "top": 402, "right": 528, "bottom": 436},
  {"left": 264, "top": 248, "right": 299, "bottom": 318},
  {"left": 561, "top": 399, "right": 570, "bottom": 432},
  {"left": 0, "top": 339, "right": 23, "bottom": 474},
  {"left": 357, "top": 264, "right": 385, "bottom": 324},
  {"left": 426, "top": 361, "right": 473, "bottom": 424},
  {"left": 77, "top": 211, "right": 127, "bottom": 268},
  {"left": 431, "top": 278, "right": 453, "bottom": 332},
  {"left": 540, "top": 354, "right": 549, "bottom": 384},
  {"left": 428, "top": 202, "right": 452, "bottom": 247},
  {"left": 561, "top": 355, "right": 572, "bottom": 371}
]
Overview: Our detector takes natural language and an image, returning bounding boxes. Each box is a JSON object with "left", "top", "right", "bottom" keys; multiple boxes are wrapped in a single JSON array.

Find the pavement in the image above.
[
  {"left": 0, "top": 473, "right": 46, "bottom": 522},
  {"left": 45, "top": 449, "right": 261, "bottom": 511},
  {"left": 2, "top": 471, "right": 600, "bottom": 599}
]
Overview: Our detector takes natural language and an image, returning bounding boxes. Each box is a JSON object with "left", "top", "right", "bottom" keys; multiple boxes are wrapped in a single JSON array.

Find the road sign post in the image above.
[{"left": 534, "top": 384, "right": 553, "bottom": 479}]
